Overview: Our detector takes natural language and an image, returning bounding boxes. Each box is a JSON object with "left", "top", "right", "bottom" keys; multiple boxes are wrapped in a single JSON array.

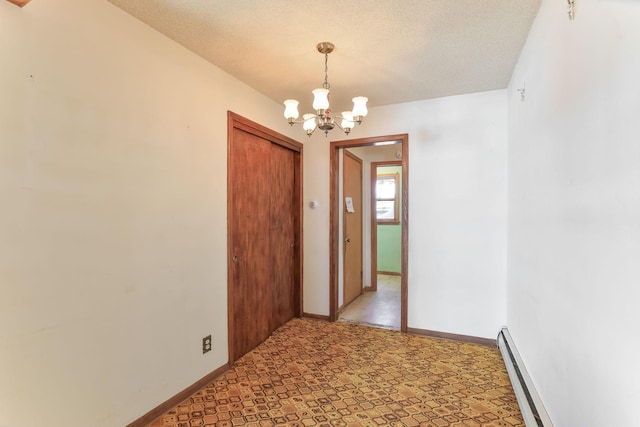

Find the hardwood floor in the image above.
[{"left": 339, "top": 274, "right": 401, "bottom": 329}]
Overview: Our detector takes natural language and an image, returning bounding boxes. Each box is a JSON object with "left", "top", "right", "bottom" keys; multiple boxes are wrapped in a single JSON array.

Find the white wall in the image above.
[
  {"left": 507, "top": 1, "right": 640, "bottom": 426},
  {"left": 303, "top": 90, "right": 508, "bottom": 339},
  {"left": 0, "top": 1, "right": 297, "bottom": 426},
  {"left": 0, "top": 1, "right": 536, "bottom": 425}
]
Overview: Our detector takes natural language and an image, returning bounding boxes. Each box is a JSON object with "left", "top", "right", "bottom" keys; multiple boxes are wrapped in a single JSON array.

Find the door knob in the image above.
[
  {"left": 232, "top": 255, "right": 238, "bottom": 262},
  {"left": 344, "top": 238, "right": 351, "bottom": 243}
]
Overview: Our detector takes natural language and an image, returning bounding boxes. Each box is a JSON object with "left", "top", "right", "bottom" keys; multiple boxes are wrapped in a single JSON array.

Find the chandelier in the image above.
[{"left": 284, "top": 42, "right": 368, "bottom": 137}]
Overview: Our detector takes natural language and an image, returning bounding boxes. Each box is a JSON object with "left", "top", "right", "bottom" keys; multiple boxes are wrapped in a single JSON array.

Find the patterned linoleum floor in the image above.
[
  {"left": 340, "top": 274, "right": 401, "bottom": 329},
  {"left": 149, "top": 318, "right": 523, "bottom": 427}
]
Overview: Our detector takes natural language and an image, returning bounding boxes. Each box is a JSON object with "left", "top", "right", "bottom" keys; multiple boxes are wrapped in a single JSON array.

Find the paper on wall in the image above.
[{"left": 345, "top": 197, "right": 355, "bottom": 213}]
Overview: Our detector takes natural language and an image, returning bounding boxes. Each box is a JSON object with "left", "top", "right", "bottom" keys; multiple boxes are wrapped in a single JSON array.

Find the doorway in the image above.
[{"left": 330, "top": 134, "right": 408, "bottom": 332}]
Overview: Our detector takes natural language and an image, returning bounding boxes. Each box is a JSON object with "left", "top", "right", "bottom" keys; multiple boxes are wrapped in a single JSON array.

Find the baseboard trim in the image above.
[
  {"left": 407, "top": 327, "right": 496, "bottom": 347},
  {"left": 126, "top": 363, "right": 229, "bottom": 427},
  {"left": 302, "top": 312, "right": 331, "bottom": 321},
  {"left": 377, "top": 271, "right": 401, "bottom": 276}
]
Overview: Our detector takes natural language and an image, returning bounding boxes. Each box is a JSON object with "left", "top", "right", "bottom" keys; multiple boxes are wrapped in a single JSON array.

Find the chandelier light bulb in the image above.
[
  {"left": 341, "top": 111, "right": 354, "bottom": 132},
  {"left": 312, "top": 88, "right": 330, "bottom": 112},
  {"left": 302, "top": 113, "right": 317, "bottom": 135},
  {"left": 283, "top": 99, "right": 300, "bottom": 121},
  {"left": 352, "top": 97, "right": 368, "bottom": 123}
]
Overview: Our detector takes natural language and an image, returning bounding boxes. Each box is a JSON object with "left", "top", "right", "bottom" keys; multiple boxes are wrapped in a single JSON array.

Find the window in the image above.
[{"left": 376, "top": 172, "right": 399, "bottom": 224}]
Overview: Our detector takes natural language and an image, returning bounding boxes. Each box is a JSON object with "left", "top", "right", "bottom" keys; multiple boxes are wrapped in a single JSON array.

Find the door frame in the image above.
[
  {"left": 329, "top": 134, "right": 409, "bottom": 332},
  {"left": 227, "top": 111, "right": 304, "bottom": 364},
  {"left": 370, "top": 160, "right": 402, "bottom": 292}
]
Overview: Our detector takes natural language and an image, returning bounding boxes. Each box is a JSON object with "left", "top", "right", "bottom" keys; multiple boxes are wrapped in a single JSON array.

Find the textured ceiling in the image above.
[{"left": 107, "top": 0, "right": 541, "bottom": 113}]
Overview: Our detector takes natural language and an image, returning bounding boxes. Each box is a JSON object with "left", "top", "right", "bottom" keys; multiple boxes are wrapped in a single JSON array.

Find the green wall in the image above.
[{"left": 376, "top": 165, "right": 402, "bottom": 274}]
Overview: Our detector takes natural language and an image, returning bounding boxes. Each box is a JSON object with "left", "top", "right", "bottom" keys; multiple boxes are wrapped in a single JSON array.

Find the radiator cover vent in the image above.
[{"left": 497, "top": 328, "right": 554, "bottom": 427}]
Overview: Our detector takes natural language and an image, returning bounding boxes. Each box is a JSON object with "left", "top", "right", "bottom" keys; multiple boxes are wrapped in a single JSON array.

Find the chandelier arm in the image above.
[
  {"left": 290, "top": 113, "right": 356, "bottom": 124},
  {"left": 334, "top": 114, "right": 360, "bottom": 127},
  {"left": 287, "top": 113, "right": 360, "bottom": 126},
  {"left": 332, "top": 113, "right": 352, "bottom": 122},
  {"left": 287, "top": 114, "right": 319, "bottom": 125}
]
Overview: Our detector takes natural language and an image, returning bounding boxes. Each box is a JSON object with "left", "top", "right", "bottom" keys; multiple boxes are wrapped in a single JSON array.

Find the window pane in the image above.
[
  {"left": 376, "top": 177, "right": 396, "bottom": 199},
  {"left": 376, "top": 200, "right": 395, "bottom": 220}
]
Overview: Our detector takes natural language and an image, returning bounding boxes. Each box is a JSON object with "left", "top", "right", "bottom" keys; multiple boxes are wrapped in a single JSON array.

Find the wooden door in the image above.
[
  {"left": 228, "top": 113, "right": 302, "bottom": 364},
  {"left": 343, "top": 150, "right": 363, "bottom": 307},
  {"left": 269, "top": 144, "right": 296, "bottom": 330}
]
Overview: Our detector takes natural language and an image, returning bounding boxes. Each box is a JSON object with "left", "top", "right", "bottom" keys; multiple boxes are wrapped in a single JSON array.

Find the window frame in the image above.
[{"left": 375, "top": 172, "right": 399, "bottom": 224}]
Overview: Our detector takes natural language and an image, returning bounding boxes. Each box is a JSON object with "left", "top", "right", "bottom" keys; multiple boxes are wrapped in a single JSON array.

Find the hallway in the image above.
[{"left": 339, "top": 274, "right": 401, "bottom": 329}]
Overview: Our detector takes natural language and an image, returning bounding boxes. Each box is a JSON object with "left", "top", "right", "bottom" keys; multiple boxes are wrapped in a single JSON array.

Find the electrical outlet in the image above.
[{"left": 202, "top": 335, "right": 212, "bottom": 354}]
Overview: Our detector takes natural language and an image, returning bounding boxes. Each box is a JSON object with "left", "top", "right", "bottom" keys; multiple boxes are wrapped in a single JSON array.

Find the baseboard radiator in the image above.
[{"left": 497, "top": 328, "right": 554, "bottom": 427}]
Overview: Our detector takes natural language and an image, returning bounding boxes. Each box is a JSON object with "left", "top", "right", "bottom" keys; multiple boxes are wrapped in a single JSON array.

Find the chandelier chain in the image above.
[{"left": 323, "top": 53, "right": 330, "bottom": 89}]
